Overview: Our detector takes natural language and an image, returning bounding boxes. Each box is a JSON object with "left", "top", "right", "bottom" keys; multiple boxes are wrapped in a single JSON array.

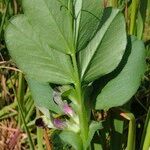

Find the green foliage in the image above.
[
  {"left": 60, "top": 131, "right": 83, "bottom": 150},
  {"left": 4, "top": 0, "right": 146, "bottom": 149},
  {"left": 95, "top": 36, "right": 145, "bottom": 110},
  {"left": 23, "top": 0, "right": 74, "bottom": 54},
  {"left": 85, "top": 121, "right": 103, "bottom": 149},
  {"left": 79, "top": 8, "right": 126, "bottom": 83},
  {"left": 5, "top": 15, "right": 74, "bottom": 84},
  {"left": 26, "top": 78, "right": 61, "bottom": 113},
  {"left": 75, "top": 0, "right": 104, "bottom": 51}
]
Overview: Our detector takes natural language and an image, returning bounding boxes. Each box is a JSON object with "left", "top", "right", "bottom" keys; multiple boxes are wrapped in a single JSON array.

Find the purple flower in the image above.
[
  {"left": 53, "top": 118, "right": 66, "bottom": 129},
  {"left": 53, "top": 91, "right": 74, "bottom": 116},
  {"left": 63, "top": 103, "right": 74, "bottom": 116}
]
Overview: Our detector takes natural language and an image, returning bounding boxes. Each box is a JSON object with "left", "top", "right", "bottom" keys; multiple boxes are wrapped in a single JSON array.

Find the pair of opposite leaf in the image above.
[{"left": 5, "top": 0, "right": 145, "bottom": 111}]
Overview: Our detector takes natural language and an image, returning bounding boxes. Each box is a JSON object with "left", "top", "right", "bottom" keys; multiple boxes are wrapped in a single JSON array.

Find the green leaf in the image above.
[
  {"left": 23, "top": 0, "right": 74, "bottom": 54},
  {"left": 59, "top": 131, "right": 83, "bottom": 150},
  {"left": 95, "top": 36, "right": 145, "bottom": 110},
  {"left": 26, "top": 77, "right": 61, "bottom": 114},
  {"left": 85, "top": 121, "right": 103, "bottom": 149},
  {"left": 5, "top": 15, "right": 74, "bottom": 84},
  {"left": 76, "top": 0, "right": 103, "bottom": 51},
  {"left": 79, "top": 8, "right": 127, "bottom": 83}
]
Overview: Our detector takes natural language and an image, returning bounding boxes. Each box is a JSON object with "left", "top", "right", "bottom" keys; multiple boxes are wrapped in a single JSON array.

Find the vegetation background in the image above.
[{"left": 0, "top": 0, "right": 150, "bottom": 149}]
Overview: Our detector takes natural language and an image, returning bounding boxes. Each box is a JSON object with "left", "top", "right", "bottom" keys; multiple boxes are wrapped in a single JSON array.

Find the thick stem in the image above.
[
  {"left": 127, "top": 114, "right": 136, "bottom": 150},
  {"left": 71, "top": 53, "right": 89, "bottom": 148},
  {"left": 78, "top": 97, "right": 89, "bottom": 147},
  {"left": 120, "top": 112, "right": 136, "bottom": 150}
]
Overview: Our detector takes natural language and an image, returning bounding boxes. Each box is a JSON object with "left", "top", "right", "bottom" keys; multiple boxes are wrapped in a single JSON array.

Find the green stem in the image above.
[
  {"left": 17, "top": 94, "right": 35, "bottom": 150},
  {"left": 25, "top": 97, "right": 33, "bottom": 110},
  {"left": 0, "top": 112, "right": 17, "bottom": 120},
  {"left": 0, "top": 100, "right": 17, "bottom": 118},
  {"left": 111, "top": 0, "right": 117, "bottom": 7},
  {"left": 71, "top": 53, "right": 89, "bottom": 148},
  {"left": 18, "top": 72, "right": 25, "bottom": 127},
  {"left": 13, "top": 73, "right": 35, "bottom": 150},
  {"left": 21, "top": 99, "right": 35, "bottom": 129},
  {"left": 0, "top": 0, "right": 10, "bottom": 40},
  {"left": 123, "top": 112, "right": 136, "bottom": 150},
  {"left": 18, "top": 72, "right": 25, "bottom": 108},
  {"left": 25, "top": 101, "right": 34, "bottom": 122},
  {"left": 129, "top": 0, "right": 139, "bottom": 35},
  {"left": 140, "top": 107, "right": 150, "bottom": 149},
  {"left": 120, "top": 110, "right": 135, "bottom": 150},
  {"left": 36, "top": 109, "right": 44, "bottom": 150},
  {"left": 142, "top": 120, "right": 150, "bottom": 150}
]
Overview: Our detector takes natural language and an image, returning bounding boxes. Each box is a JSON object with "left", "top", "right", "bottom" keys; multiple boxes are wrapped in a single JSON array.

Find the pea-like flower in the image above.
[
  {"left": 53, "top": 118, "right": 67, "bottom": 129},
  {"left": 36, "top": 90, "right": 80, "bottom": 133},
  {"left": 53, "top": 91, "right": 74, "bottom": 117}
]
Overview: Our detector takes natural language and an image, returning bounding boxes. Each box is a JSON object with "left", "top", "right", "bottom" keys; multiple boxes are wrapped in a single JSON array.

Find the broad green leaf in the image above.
[
  {"left": 27, "top": 77, "right": 61, "bottom": 114},
  {"left": 76, "top": 0, "right": 103, "bottom": 51},
  {"left": 79, "top": 8, "right": 127, "bottom": 83},
  {"left": 60, "top": 131, "right": 83, "bottom": 150},
  {"left": 85, "top": 121, "right": 103, "bottom": 149},
  {"left": 95, "top": 37, "right": 145, "bottom": 110},
  {"left": 23, "top": 0, "right": 74, "bottom": 54},
  {"left": 5, "top": 15, "right": 74, "bottom": 84}
]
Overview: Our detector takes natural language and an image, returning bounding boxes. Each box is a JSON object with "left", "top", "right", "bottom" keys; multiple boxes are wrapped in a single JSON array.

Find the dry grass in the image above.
[{"left": 0, "top": 118, "right": 28, "bottom": 150}]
